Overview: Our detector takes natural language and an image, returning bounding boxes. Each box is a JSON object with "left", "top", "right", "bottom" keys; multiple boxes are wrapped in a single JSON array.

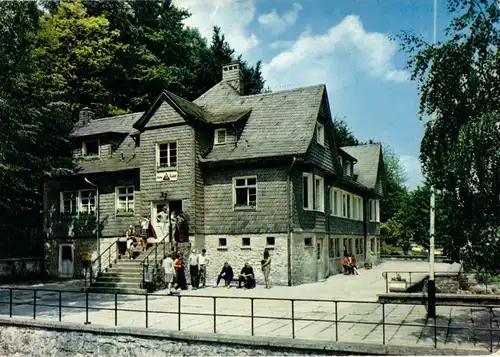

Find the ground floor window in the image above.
[{"left": 329, "top": 238, "right": 340, "bottom": 258}]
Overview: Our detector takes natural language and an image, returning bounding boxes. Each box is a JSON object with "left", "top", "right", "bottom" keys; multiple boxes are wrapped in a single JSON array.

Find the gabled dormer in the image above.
[{"left": 337, "top": 148, "right": 357, "bottom": 179}]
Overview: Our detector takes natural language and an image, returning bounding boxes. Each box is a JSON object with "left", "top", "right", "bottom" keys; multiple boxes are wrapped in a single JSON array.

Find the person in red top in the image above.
[
  {"left": 174, "top": 253, "right": 187, "bottom": 290},
  {"left": 351, "top": 255, "right": 360, "bottom": 275},
  {"left": 343, "top": 257, "right": 351, "bottom": 275}
]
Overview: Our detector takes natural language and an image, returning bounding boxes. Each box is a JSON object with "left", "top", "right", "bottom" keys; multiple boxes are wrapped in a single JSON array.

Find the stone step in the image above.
[
  {"left": 97, "top": 275, "right": 143, "bottom": 283},
  {"left": 86, "top": 286, "right": 147, "bottom": 295},
  {"left": 91, "top": 281, "right": 143, "bottom": 290},
  {"left": 106, "top": 267, "right": 144, "bottom": 274}
]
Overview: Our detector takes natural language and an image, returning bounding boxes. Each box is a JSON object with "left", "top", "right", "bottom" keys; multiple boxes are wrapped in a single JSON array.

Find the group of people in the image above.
[
  {"left": 156, "top": 206, "right": 189, "bottom": 244},
  {"left": 342, "top": 255, "right": 360, "bottom": 275},
  {"left": 125, "top": 226, "right": 147, "bottom": 259},
  {"left": 161, "top": 248, "right": 273, "bottom": 293},
  {"left": 214, "top": 249, "right": 272, "bottom": 289},
  {"left": 161, "top": 249, "right": 209, "bottom": 295}
]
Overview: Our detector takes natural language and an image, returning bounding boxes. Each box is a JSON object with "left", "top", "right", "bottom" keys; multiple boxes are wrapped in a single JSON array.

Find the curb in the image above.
[{"left": 0, "top": 317, "right": 487, "bottom": 356}]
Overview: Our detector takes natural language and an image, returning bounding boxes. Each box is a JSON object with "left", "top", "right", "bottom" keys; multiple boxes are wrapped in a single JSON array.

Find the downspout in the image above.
[{"left": 287, "top": 156, "right": 298, "bottom": 287}]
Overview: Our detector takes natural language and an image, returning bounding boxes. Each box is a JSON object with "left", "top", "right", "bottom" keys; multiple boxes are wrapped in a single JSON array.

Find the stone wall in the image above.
[
  {"left": 0, "top": 325, "right": 327, "bottom": 357},
  {"left": 44, "top": 238, "right": 96, "bottom": 279},
  {"left": 0, "top": 258, "right": 43, "bottom": 284},
  {"left": 204, "top": 234, "right": 288, "bottom": 286}
]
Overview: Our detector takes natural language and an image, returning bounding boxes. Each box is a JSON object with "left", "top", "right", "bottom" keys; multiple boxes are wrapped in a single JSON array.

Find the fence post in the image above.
[
  {"left": 33, "top": 290, "right": 37, "bottom": 320},
  {"left": 434, "top": 315, "right": 437, "bottom": 348},
  {"left": 84, "top": 291, "right": 90, "bottom": 325},
  {"left": 84, "top": 265, "right": 87, "bottom": 286},
  {"left": 489, "top": 307, "right": 493, "bottom": 353},
  {"left": 114, "top": 293, "right": 118, "bottom": 326},
  {"left": 382, "top": 302, "right": 386, "bottom": 344},
  {"left": 213, "top": 297, "right": 217, "bottom": 333},
  {"left": 58, "top": 291, "right": 62, "bottom": 322},
  {"left": 251, "top": 298, "right": 255, "bottom": 336},
  {"left": 335, "top": 301, "right": 338, "bottom": 342},
  {"left": 145, "top": 294, "right": 148, "bottom": 328},
  {"left": 409, "top": 272, "right": 412, "bottom": 287},
  {"left": 9, "top": 289, "right": 12, "bottom": 317},
  {"left": 177, "top": 295, "right": 181, "bottom": 331},
  {"left": 384, "top": 273, "right": 388, "bottom": 293},
  {"left": 291, "top": 300, "right": 295, "bottom": 339}
]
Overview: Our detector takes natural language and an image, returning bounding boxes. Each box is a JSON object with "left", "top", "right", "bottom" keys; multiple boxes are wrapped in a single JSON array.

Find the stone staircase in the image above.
[{"left": 87, "top": 241, "right": 171, "bottom": 294}]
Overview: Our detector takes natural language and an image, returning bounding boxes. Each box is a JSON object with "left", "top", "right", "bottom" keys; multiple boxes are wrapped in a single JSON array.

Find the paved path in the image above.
[{"left": 0, "top": 261, "right": 498, "bottom": 354}]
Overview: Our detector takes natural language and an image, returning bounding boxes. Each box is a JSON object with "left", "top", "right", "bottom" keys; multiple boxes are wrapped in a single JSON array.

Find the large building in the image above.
[{"left": 43, "top": 61, "right": 383, "bottom": 286}]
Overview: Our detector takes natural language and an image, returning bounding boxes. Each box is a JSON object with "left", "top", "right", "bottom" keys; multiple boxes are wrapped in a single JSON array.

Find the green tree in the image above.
[
  {"left": 380, "top": 146, "right": 407, "bottom": 222},
  {"left": 0, "top": 1, "right": 73, "bottom": 256},
  {"left": 35, "top": 0, "right": 126, "bottom": 118},
  {"left": 332, "top": 116, "right": 360, "bottom": 147},
  {"left": 398, "top": 0, "right": 500, "bottom": 272}
]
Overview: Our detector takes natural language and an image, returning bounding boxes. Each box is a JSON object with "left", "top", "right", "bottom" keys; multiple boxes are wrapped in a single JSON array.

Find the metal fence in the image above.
[
  {"left": 0, "top": 287, "right": 498, "bottom": 353},
  {"left": 382, "top": 271, "right": 495, "bottom": 294}
]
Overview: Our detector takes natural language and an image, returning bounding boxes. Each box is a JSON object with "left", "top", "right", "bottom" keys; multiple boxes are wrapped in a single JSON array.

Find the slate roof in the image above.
[
  {"left": 71, "top": 112, "right": 144, "bottom": 137},
  {"left": 196, "top": 84, "right": 326, "bottom": 162},
  {"left": 341, "top": 144, "right": 382, "bottom": 189}
]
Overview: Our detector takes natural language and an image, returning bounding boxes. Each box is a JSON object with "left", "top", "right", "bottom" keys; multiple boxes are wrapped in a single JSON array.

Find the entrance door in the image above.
[
  {"left": 151, "top": 200, "right": 183, "bottom": 240},
  {"left": 316, "top": 239, "right": 323, "bottom": 281},
  {"left": 59, "top": 244, "right": 74, "bottom": 278}
]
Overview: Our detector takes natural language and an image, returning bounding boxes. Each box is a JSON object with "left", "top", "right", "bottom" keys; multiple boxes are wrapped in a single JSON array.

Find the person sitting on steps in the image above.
[{"left": 238, "top": 262, "right": 255, "bottom": 289}]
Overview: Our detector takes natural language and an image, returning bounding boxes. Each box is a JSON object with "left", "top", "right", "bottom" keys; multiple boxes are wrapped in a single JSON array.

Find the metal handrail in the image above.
[
  {"left": 141, "top": 234, "right": 171, "bottom": 287},
  {"left": 87, "top": 237, "right": 120, "bottom": 286}
]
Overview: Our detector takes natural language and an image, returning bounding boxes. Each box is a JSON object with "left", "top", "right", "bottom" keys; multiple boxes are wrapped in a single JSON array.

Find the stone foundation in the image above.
[
  {"left": 203, "top": 234, "right": 288, "bottom": 286},
  {"left": 44, "top": 238, "right": 96, "bottom": 279}
]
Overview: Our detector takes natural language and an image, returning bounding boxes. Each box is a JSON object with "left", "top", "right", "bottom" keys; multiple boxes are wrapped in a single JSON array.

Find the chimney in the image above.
[
  {"left": 79, "top": 107, "right": 95, "bottom": 124},
  {"left": 222, "top": 61, "right": 243, "bottom": 95}
]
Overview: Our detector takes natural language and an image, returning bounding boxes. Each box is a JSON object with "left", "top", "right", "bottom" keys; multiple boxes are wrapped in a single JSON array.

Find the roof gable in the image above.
[
  {"left": 199, "top": 84, "right": 326, "bottom": 163},
  {"left": 341, "top": 143, "right": 382, "bottom": 190},
  {"left": 133, "top": 91, "right": 209, "bottom": 130}
]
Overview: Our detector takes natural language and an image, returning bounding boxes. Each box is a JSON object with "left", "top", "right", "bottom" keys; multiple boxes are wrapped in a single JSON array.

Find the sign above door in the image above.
[{"left": 156, "top": 171, "right": 178, "bottom": 182}]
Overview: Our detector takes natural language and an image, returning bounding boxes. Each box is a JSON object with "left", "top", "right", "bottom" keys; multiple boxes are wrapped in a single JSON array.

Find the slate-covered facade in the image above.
[{"left": 43, "top": 61, "right": 384, "bottom": 285}]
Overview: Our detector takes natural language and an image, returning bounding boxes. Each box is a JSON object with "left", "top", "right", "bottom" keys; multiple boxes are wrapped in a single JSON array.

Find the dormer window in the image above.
[
  {"left": 82, "top": 140, "right": 100, "bottom": 157},
  {"left": 316, "top": 123, "right": 325, "bottom": 146},
  {"left": 214, "top": 128, "right": 227, "bottom": 145},
  {"left": 344, "top": 161, "right": 352, "bottom": 176}
]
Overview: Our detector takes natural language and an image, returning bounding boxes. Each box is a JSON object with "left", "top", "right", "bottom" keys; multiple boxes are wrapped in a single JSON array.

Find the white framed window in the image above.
[
  {"left": 82, "top": 140, "right": 100, "bottom": 157},
  {"left": 314, "top": 176, "right": 324, "bottom": 212},
  {"left": 156, "top": 142, "right": 177, "bottom": 170},
  {"left": 345, "top": 161, "right": 352, "bottom": 176},
  {"left": 302, "top": 173, "right": 313, "bottom": 210},
  {"left": 116, "top": 186, "right": 134, "bottom": 214},
  {"left": 78, "top": 189, "right": 96, "bottom": 214},
  {"left": 316, "top": 122, "right": 325, "bottom": 146},
  {"left": 352, "top": 195, "right": 363, "bottom": 220},
  {"left": 233, "top": 176, "right": 257, "bottom": 209},
  {"left": 329, "top": 238, "right": 340, "bottom": 258},
  {"left": 214, "top": 128, "right": 227, "bottom": 145},
  {"left": 60, "top": 191, "right": 78, "bottom": 215},
  {"left": 331, "top": 188, "right": 341, "bottom": 216},
  {"left": 369, "top": 199, "right": 380, "bottom": 222},
  {"left": 241, "top": 237, "right": 251, "bottom": 248},
  {"left": 342, "top": 192, "right": 352, "bottom": 218},
  {"left": 218, "top": 238, "right": 227, "bottom": 249}
]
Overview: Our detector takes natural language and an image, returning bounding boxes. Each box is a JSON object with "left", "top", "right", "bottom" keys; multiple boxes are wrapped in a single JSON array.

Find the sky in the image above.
[{"left": 175, "top": 0, "right": 455, "bottom": 190}]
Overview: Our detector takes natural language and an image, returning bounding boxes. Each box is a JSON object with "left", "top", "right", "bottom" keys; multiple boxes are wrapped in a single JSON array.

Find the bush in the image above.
[{"left": 381, "top": 243, "right": 403, "bottom": 255}]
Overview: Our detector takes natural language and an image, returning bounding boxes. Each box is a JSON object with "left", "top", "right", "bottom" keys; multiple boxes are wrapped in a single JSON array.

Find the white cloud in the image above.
[
  {"left": 258, "top": 3, "right": 303, "bottom": 35},
  {"left": 174, "top": 0, "right": 258, "bottom": 56},
  {"left": 400, "top": 155, "right": 424, "bottom": 190},
  {"left": 262, "top": 15, "right": 409, "bottom": 90}
]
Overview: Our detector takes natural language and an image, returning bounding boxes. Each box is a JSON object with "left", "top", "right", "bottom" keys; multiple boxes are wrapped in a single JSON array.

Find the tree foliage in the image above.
[
  {"left": 398, "top": 0, "right": 500, "bottom": 273},
  {"left": 0, "top": 0, "right": 266, "bottom": 257}
]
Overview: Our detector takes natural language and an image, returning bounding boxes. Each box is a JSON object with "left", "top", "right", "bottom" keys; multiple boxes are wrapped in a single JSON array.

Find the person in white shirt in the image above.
[
  {"left": 198, "top": 249, "right": 210, "bottom": 288},
  {"left": 162, "top": 254, "right": 174, "bottom": 295},
  {"left": 126, "top": 237, "right": 134, "bottom": 260},
  {"left": 157, "top": 206, "right": 169, "bottom": 240},
  {"left": 188, "top": 249, "right": 200, "bottom": 289}
]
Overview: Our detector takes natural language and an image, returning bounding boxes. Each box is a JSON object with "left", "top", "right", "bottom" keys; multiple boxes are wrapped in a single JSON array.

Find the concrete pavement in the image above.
[{"left": 0, "top": 260, "right": 497, "bottom": 354}]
